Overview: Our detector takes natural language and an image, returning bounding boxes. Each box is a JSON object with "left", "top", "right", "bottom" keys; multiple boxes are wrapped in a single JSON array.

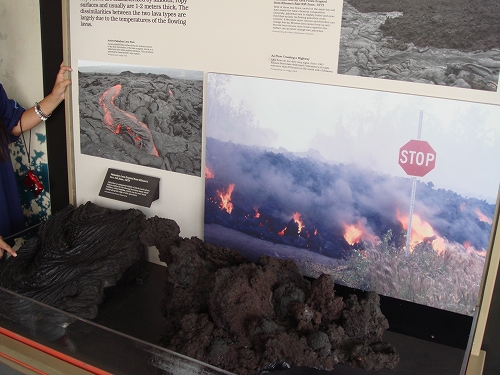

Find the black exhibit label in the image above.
[{"left": 99, "top": 168, "right": 160, "bottom": 208}]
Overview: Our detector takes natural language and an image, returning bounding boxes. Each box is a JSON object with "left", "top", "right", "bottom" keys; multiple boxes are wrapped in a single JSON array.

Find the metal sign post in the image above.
[
  {"left": 405, "top": 176, "right": 417, "bottom": 256},
  {"left": 404, "top": 111, "right": 422, "bottom": 256},
  {"left": 398, "top": 111, "right": 438, "bottom": 256}
]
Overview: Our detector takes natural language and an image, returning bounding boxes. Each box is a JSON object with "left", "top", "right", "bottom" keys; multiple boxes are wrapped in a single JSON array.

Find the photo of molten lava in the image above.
[
  {"left": 79, "top": 61, "right": 203, "bottom": 176},
  {"left": 99, "top": 84, "right": 159, "bottom": 157}
]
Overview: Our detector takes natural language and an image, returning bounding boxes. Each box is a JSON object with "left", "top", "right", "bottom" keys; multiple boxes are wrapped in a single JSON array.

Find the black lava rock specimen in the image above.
[
  {"left": 140, "top": 216, "right": 399, "bottom": 375},
  {"left": 0, "top": 202, "right": 146, "bottom": 319}
]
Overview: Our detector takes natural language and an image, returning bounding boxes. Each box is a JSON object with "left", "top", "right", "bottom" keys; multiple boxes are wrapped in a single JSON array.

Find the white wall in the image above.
[
  {"left": 0, "top": 0, "right": 51, "bottom": 221},
  {"left": 0, "top": 0, "right": 44, "bottom": 107}
]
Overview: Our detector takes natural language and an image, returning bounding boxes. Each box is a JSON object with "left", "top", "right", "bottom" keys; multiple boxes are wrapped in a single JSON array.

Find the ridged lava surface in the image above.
[{"left": 0, "top": 202, "right": 146, "bottom": 319}]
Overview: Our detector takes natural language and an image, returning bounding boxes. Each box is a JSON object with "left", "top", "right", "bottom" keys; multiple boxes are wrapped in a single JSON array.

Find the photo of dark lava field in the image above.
[
  {"left": 338, "top": 0, "right": 500, "bottom": 90},
  {"left": 204, "top": 73, "right": 500, "bottom": 315},
  {"left": 78, "top": 62, "right": 203, "bottom": 176}
]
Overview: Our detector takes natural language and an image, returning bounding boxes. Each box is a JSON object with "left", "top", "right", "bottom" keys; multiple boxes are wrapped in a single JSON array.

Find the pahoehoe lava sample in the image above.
[{"left": 0, "top": 202, "right": 146, "bottom": 320}]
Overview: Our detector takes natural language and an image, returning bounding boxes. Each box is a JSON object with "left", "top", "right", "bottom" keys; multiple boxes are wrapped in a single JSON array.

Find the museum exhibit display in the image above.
[
  {"left": 2, "top": 0, "right": 500, "bottom": 374},
  {"left": 0, "top": 204, "right": 473, "bottom": 374},
  {"left": 1, "top": 207, "right": 398, "bottom": 374}
]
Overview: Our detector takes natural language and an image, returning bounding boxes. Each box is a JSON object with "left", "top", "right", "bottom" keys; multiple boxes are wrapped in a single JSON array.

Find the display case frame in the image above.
[{"left": 44, "top": 1, "right": 500, "bottom": 374}]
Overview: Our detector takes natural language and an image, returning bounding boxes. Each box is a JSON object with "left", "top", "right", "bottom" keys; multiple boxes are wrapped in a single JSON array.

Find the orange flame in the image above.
[
  {"left": 475, "top": 208, "right": 492, "bottom": 225},
  {"left": 476, "top": 249, "right": 488, "bottom": 257},
  {"left": 278, "top": 212, "right": 305, "bottom": 236},
  {"left": 216, "top": 184, "right": 235, "bottom": 214},
  {"left": 432, "top": 237, "right": 446, "bottom": 255},
  {"left": 254, "top": 207, "right": 260, "bottom": 219},
  {"left": 205, "top": 167, "right": 214, "bottom": 179},
  {"left": 464, "top": 241, "right": 487, "bottom": 257},
  {"left": 343, "top": 220, "right": 378, "bottom": 246},
  {"left": 397, "top": 211, "right": 445, "bottom": 255},
  {"left": 344, "top": 224, "right": 363, "bottom": 245},
  {"left": 292, "top": 212, "right": 305, "bottom": 233}
]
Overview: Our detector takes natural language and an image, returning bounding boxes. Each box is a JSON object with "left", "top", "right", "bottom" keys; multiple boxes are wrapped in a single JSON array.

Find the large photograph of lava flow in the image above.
[
  {"left": 338, "top": 0, "right": 500, "bottom": 91},
  {"left": 78, "top": 61, "right": 203, "bottom": 176},
  {"left": 204, "top": 73, "right": 500, "bottom": 316}
]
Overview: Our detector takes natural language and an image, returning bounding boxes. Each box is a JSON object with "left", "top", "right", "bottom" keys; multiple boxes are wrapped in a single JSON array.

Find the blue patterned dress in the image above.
[{"left": 0, "top": 83, "right": 26, "bottom": 240}]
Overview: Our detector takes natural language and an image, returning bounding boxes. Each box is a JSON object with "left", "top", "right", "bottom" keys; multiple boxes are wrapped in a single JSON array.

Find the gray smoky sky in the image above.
[{"left": 207, "top": 73, "right": 500, "bottom": 204}]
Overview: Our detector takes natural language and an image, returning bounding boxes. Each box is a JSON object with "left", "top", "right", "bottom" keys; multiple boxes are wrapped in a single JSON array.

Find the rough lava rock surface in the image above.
[
  {"left": 339, "top": 0, "right": 500, "bottom": 90},
  {"left": 348, "top": 0, "right": 500, "bottom": 52},
  {"left": 140, "top": 216, "right": 399, "bottom": 374}
]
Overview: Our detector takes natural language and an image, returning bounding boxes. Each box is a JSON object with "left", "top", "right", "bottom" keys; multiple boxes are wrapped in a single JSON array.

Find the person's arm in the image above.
[
  {"left": 0, "top": 236, "right": 17, "bottom": 258},
  {"left": 10, "top": 64, "right": 72, "bottom": 136}
]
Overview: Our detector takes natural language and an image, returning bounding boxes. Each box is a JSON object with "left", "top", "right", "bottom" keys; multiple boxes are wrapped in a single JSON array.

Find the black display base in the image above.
[{"left": 334, "top": 283, "right": 473, "bottom": 350}]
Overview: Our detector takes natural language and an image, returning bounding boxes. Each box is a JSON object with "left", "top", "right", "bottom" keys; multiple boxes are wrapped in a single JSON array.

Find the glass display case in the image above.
[
  {"left": 0, "top": 285, "right": 235, "bottom": 375},
  {"left": 0, "top": 260, "right": 470, "bottom": 375}
]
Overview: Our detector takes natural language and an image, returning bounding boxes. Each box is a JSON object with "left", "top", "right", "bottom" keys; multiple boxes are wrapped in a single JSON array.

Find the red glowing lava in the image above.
[{"left": 99, "top": 84, "right": 159, "bottom": 157}]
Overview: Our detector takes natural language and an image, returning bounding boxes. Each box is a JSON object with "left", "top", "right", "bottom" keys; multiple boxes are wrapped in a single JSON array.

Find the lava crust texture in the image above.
[
  {"left": 141, "top": 216, "right": 399, "bottom": 374},
  {"left": 0, "top": 202, "right": 146, "bottom": 319}
]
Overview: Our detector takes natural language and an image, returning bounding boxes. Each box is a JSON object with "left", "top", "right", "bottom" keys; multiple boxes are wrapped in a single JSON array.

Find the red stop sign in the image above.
[{"left": 399, "top": 140, "right": 436, "bottom": 177}]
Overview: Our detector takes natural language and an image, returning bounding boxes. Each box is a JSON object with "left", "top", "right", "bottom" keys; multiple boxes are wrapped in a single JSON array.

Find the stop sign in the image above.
[{"left": 398, "top": 140, "right": 436, "bottom": 177}]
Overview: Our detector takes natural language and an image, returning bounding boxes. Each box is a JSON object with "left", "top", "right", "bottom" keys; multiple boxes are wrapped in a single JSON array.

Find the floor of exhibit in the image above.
[{"left": 0, "top": 261, "right": 471, "bottom": 375}]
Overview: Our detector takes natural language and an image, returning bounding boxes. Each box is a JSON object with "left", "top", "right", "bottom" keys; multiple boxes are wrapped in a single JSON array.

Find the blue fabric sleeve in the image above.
[
  {"left": 0, "top": 83, "right": 27, "bottom": 238},
  {"left": 0, "top": 83, "right": 26, "bottom": 142}
]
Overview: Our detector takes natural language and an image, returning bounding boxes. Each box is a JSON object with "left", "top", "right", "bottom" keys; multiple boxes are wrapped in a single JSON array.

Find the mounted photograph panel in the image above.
[
  {"left": 78, "top": 61, "right": 203, "bottom": 177},
  {"left": 204, "top": 73, "right": 500, "bottom": 317},
  {"left": 338, "top": 0, "right": 500, "bottom": 92}
]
